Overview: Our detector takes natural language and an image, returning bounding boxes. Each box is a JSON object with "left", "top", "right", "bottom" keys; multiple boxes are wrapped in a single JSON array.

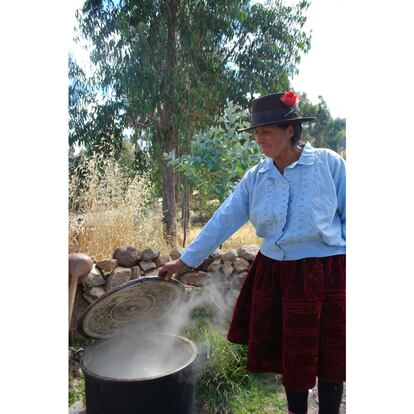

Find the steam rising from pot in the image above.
[{"left": 82, "top": 272, "right": 240, "bottom": 381}]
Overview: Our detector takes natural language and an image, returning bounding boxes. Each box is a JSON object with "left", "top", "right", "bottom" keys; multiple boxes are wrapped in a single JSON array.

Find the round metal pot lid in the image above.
[{"left": 79, "top": 277, "right": 185, "bottom": 339}]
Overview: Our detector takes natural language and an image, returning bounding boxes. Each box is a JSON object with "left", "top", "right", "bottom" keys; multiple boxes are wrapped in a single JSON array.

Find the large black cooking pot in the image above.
[{"left": 78, "top": 277, "right": 198, "bottom": 414}]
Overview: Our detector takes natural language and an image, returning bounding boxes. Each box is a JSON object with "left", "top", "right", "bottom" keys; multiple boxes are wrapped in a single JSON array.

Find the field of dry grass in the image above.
[
  {"left": 69, "top": 154, "right": 260, "bottom": 260},
  {"left": 185, "top": 221, "right": 261, "bottom": 251},
  {"left": 69, "top": 212, "right": 260, "bottom": 260}
]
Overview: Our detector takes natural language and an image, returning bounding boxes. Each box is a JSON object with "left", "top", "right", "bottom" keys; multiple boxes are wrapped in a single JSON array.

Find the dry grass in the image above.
[
  {"left": 186, "top": 222, "right": 261, "bottom": 251},
  {"left": 69, "top": 210, "right": 173, "bottom": 261},
  {"left": 70, "top": 215, "right": 260, "bottom": 260},
  {"left": 69, "top": 153, "right": 172, "bottom": 260},
  {"left": 69, "top": 153, "right": 260, "bottom": 260}
]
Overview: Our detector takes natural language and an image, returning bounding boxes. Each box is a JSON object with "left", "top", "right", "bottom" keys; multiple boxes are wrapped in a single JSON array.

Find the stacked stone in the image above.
[
  {"left": 78, "top": 244, "right": 259, "bottom": 304},
  {"left": 175, "top": 245, "right": 259, "bottom": 292},
  {"left": 80, "top": 245, "right": 171, "bottom": 304}
]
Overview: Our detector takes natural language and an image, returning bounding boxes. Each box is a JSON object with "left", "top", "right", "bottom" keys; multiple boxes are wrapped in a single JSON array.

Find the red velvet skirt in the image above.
[{"left": 227, "top": 251, "right": 346, "bottom": 391}]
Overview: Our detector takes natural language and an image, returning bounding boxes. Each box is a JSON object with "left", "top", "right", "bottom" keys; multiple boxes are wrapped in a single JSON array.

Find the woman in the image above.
[{"left": 159, "top": 91, "right": 346, "bottom": 414}]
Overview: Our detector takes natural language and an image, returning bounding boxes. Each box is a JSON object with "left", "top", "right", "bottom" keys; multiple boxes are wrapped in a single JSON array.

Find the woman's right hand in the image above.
[{"left": 158, "top": 258, "right": 187, "bottom": 280}]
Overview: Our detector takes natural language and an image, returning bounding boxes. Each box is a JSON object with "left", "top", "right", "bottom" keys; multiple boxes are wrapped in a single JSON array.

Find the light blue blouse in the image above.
[{"left": 180, "top": 142, "right": 346, "bottom": 268}]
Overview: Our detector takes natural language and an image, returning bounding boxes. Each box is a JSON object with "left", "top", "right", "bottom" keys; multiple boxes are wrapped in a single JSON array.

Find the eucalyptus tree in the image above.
[
  {"left": 300, "top": 93, "right": 346, "bottom": 152},
  {"left": 73, "top": 0, "right": 311, "bottom": 244},
  {"left": 166, "top": 101, "right": 263, "bottom": 216},
  {"left": 69, "top": 55, "right": 125, "bottom": 159}
]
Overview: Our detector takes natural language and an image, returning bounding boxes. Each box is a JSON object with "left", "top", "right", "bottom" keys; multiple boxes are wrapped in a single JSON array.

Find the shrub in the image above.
[{"left": 166, "top": 101, "right": 263, "bottom": 217}]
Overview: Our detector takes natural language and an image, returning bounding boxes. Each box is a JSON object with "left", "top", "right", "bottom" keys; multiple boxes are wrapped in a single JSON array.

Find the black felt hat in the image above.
[{"left": 237, "top": 91, "right": 316, "bottom": 132}]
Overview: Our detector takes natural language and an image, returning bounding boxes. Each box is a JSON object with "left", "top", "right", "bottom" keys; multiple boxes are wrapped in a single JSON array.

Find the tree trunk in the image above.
[
  {"left": 161, "top": 151, "right": 177, "bottom": 245},
  {"left": 181, "top": 175, "right": 190, "bottom": 247},
  {"left": 181, "top": 128, "right": 191, "bottom": 247},
  {"left": 160, "top": 0, "right": 178, "bottom": 246}
]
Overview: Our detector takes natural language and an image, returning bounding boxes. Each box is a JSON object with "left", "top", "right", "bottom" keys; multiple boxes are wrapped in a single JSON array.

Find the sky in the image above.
[
  {"left": 287, "top": 0, "right": 346, "bottom": 118},
  {"left": 70, "top": 0, "right": 346, "bottom": 118}
]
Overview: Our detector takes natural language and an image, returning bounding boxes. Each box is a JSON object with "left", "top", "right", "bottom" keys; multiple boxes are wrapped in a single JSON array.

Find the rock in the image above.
[
  {"left": 178, "top": 271, "right": 208, "bottom": 287},
  {"left": 177, "top": 264, "right": 191, "bottom": 277},
  {"left": 82, "top": 265, "right": 106, "bottom": 288},
  {"left": 144, "top": 268, "right": 159, "bottom": 277},
  {"left": 83, "top": 292, "right": 95, "bottom": 304},
  {"left": 222, "top": 260, "right": 234, "bottom": 277},
  {"left": 210, "top": 248, "right": 223, "bottom": 259},
  {"left": 69, "top": 253, "right": 94, "bottom": 280},
  {"left": 207, "top": 259, "right": 222, "bottom": 273},
  {"left": 69, "top": 401, "right": 85, "bottom": 414},
  {"left": 154, "top": 254, "right": 171, "bottom": 267},
  {"left": 237, "top": 245, "right": 259, "bottom": 261},
  {"left": 139, "top": 260, "right": 157, "bottom": 272},
  {"left": 198, "top": 249, "right": 224, "bottom": 271},
  {"left": 232, "top": 257, "right": 250, "bottom": 272},
  {"left": 113, "top": 245, "right": 142, "bottom": 267},
  {"left": 222, "top": 249, "right": 238, "bottom": 262},
  {"left": 169, "top": 246, "right": 185, "bottom": 260},
  {"left": 130, "top": 265, "right": 142, "bottom": 280},
  {"left": 199, "top": 256, "right": 215, "bottom": 271},
  {"left": 141, "top": 247, "right": 161, "bottom": 261},
  {"left": 105, "top": 267, "right": 131, "bottom": 291},
  {"left": 84, "top": 286, "right": 106, "bottom": 298},
  {"left": 230, "top": 272, "right": 248, "bottom": 290},
  {"left": 96, "top": 258, "right": 118, "bottom": 274}
]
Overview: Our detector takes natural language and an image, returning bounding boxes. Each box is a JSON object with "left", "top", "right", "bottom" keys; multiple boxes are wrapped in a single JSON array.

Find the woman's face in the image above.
[{"left": 254, "top": 124, "right": 294, "bottom": 159}]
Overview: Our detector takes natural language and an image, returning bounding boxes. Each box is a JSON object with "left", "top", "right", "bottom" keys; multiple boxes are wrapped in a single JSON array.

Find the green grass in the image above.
[
  {"left": 69, "top": 375, "right": 85, "bottom": 407},
  {"left": 183, "top": 311, "right": 287, "bottom": 413},
  {"left": 68, "top": 334, "right": 93, "bottom": 407},
  {"left": 228, "top": 373, "right": 287, "bottom": 414}
]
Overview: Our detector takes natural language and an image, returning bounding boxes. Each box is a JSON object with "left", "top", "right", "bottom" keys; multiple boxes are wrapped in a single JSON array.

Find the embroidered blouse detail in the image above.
[{"left": 180, "top": 142, "right": 346, "bottom": 268}]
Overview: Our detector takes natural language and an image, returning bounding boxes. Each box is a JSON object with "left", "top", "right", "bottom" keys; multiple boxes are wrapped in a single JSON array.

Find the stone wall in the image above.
[{"left": 70, "top": 244, "right": 259, "bottom": 335}]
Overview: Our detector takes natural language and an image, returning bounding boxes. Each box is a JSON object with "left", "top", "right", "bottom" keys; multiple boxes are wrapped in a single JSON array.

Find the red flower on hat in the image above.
[{"left": 280, "top": 91, "right": 298, "bottom": 107}]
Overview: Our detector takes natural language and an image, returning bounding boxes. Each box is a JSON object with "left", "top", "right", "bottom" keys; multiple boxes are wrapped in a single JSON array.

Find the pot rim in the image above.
[{"left": 80, "top": 333, "right": 198, "bottom": 383}]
